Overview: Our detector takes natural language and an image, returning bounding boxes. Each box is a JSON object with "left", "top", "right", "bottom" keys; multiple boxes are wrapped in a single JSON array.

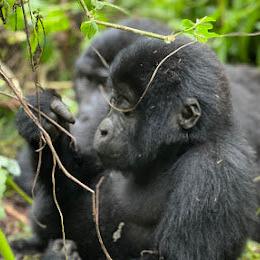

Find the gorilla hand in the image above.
[{"left": 16, "top": 89, "right": 75, "bottom": 144}]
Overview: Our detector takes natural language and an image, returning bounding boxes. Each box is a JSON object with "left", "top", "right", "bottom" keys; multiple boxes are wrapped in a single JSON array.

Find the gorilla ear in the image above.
[{"left": 178, "top": 98, "right": 201, "bottom": 129}]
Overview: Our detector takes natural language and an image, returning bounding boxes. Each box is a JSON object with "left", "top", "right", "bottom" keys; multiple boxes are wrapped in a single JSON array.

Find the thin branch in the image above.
[
  {"left": 254, "top": 176, "right": 260, "bottom": 182},
  {"left": 222, "top": 31, "right": 260, "bottom": 37},
  {"left": 91, "top": 46, "right": 109, "bottom": 69},
  {"left": 100, "top": 40, "right": 196, "bottom": 113},
  {"left": 20, "top": 0, "right": 35, "bottom": 71},
  {"left": 20, "top": 0, "right": 44, "bottom": 202},
  {"left": 51, "top": 157, "right": 68, "bottom": 260},
  {"left": 32, "top": 136, "right": 43, "bottom": 200},
  {"left": 6, "top": 177, "right": 33, "bottom": 205},
  {"left": 77, "top": 0, "right": 176, "bottom": 43},
  {"left": 93, "top": 177, "right": 113, "bottom": 260},
  {"left": 94, "top": 20, "right": 176, "bottom": 42}
]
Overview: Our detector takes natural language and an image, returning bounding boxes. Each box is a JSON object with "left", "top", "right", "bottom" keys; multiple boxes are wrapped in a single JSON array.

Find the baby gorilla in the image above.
[
  {"left": 92, "top": 37, "right": 258, "bottom": 259},
  {"left": 14, "top": 37, "right": 257, "bottom": 259}
]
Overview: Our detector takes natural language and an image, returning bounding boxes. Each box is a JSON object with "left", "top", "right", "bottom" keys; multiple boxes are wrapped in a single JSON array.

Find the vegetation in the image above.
[{"left": 0, "top": 0, "right": 259, "bottom": 259}]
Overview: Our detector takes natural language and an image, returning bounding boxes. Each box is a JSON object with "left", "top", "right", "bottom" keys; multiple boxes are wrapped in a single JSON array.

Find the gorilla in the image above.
[
  {"left": 13, "top": 36, "right": 257, "bottom": 259},
  {"left": 14, "top": 18, "right": 171, "bottom": 195},
  {"left": 227, "top": 65, "right": 260, "bottom": 242},
  {"left": 227, "top": 65, "right": 260, "bottom": 174},
  {"left": 72, "top": 19, "right": 170, "bottom": 156}
]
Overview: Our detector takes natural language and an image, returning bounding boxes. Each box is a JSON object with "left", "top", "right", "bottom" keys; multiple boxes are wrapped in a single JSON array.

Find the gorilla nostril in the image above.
[
  {"left": 100, "top": 129, "right": 108, "bottom": 136},
  {"left": 98, "top": 118, "right": 112, "bottom": 138}
]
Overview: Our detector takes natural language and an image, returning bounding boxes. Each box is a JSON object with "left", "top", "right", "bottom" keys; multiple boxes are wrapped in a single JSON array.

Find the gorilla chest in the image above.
[{"left": 98, "top": 171, "right": 169, "bottom": 250}]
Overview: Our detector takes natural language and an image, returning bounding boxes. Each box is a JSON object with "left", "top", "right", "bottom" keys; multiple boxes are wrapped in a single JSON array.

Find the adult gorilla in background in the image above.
[
  {"left": 227, "top": 65, "right": 260, "bottom": 173},
  {"left": 14, "top": 36, "right": 257, "bottom": 259},
  {"left": 227, "top": 65, "right": 260, "bottom": 242}
]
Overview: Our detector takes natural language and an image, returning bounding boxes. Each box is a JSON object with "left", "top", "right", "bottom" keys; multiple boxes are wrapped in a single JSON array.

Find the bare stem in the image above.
[
  {"left": 93, "top": 177, "right": 113, "bottom": 260},
  {"left": 77, "top": 0, "right": 176, "bottom": 42}
]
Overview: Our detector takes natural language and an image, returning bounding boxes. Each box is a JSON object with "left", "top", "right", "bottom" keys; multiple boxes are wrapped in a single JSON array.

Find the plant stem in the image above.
[
  {"left": 95, "top": 20, "right": 176, "bottom": 41},
  {"left": 6, "top": 177, "right": 33, "bottom": 205},
  {"left": 0, "top": 228, "right": 15, "bottom": 260},
  {"left": 78, "top": 0, "right": 176, "bottom": 42}
]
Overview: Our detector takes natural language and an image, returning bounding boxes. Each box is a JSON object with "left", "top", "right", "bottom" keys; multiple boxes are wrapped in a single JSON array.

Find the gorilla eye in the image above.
[{"left": 110, "top": 97, "right": 117, "bottom": 106}]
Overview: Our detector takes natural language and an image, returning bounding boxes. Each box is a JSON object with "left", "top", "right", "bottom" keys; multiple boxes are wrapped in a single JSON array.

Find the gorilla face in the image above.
[
  {"left": 93, "top": 75, "right": 202, "bottom": 172},
  {"left": 94, "top": 83, "right": 139, "bottom": 169}
]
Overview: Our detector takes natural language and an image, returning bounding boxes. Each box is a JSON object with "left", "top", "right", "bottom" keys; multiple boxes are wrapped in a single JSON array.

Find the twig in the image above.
[
  {"left": 32, "top": 135, "right": 43, "bottom": 202},
  {"left": 93, "top": 176, "right": 112, "bottom": 260},
  {"left": 0, "top": 61, "right": 20, "bottom": 90},
  {"left": 91, "top": 46, "right": 109, "bottom": 69},
  {"left": 20, "top": 0, "right": 35, "bottom": 71},
  {"left": 51, "top": 157, "right": 68, "bottom": 260},
  {"left": 254, "top": 176, "right": 260, "bottom": 182},
  {"left": 6, "top": 177, "right": 33, "bottom": 205},
  {"left": 77, "top": 0, "right": 176, "bottom": 43},
  {"left": 95, "top": 20, "right": 176, "bottom": 43},
  {"left": 20, "top": 0, "right": 45, "bottom": 206},
  {"left": 222, "top": 31, "right": 260, "bottom": 37},
  {"left": 100, "top": 40, "right": 196, "bottom": 113}
]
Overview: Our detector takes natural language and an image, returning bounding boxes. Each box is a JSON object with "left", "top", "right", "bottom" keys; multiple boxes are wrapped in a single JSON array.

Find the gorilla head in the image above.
[{"left": 94, "top": 37, "right": 233, "bottom": 172}]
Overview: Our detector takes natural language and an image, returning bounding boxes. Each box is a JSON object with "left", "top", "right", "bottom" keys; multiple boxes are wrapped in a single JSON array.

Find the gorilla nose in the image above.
[{"left": 97, "top": 118, "right": 113, "bottom": 141}]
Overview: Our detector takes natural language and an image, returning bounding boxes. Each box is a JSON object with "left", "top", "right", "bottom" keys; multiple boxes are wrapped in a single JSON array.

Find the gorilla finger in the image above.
[{"left": 50, "top": 98, "right": 75, "bottom": 124}]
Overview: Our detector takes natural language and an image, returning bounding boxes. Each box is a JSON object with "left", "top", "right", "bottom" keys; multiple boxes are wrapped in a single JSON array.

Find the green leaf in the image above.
[
  {"left": 199, "top": 16, "right": 216, "bottom": 23},
  {"left": 198, "top": 22, "right": 213, "bottom": 30},
  {"left": 0, "top": 168, "right": 7, "bottom": 199},
  {"left": 0, "top": 207, "right": 5, "bottom": 220},
  {"left": 43, "top": 9, "right": 70, "bottom": 34},
  {"left": 0, "top": 155, "right": 21, "bottom": 177},
  {"left": 91, "top": 0, "right": 105, "bottom": 10},
  {"left": 182, "top": 16, "right": 219, "bottom": 43},
  {"left": 6, "top": 0, "right": 16, "bottom": 6},
  {"left": 181, "top": 19, "right": 194, "bottom": 30},
  {"left": 99, "top": 1, "right": 130, "bottom": 15},
  {"left": 81, "top": 20, "right": 98, "bottom": 39},
  {"left": 0, "top": 168, "right": 7, "bottom": 220}
]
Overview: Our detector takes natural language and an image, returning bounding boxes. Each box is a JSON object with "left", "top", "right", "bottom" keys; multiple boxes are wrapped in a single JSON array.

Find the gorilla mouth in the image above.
[
  {"left": 97, "top": 149, "right": 120, "bottom": 160},
  {"left": 97, "top": 150, "right": 126, "bottom": 168}
]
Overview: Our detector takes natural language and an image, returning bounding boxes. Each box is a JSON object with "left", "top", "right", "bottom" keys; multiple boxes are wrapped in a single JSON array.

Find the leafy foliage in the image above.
[
  {"left": 81, "top": 20, "right": 98, "bottom": 39},
  {"left": 117, "top": 0, "right": 260, "bottom": 64},
  {"left": 181, "top": 16, "right": 219, "bottom": 42},
  {"left": 0, "top": 155, "right": 21, "bottom": 219}
]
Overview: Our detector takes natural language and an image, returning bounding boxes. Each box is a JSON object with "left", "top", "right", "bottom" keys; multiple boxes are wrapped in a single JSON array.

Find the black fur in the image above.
[
  {"left": 14, "top": 18, "right": 171, "bottom": 194},
  {"left": 14, "top": 36, "right": 257, "bottom": 260},
  {"left": 226, "top": 64, "right": 260, "bottom": 242}
]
